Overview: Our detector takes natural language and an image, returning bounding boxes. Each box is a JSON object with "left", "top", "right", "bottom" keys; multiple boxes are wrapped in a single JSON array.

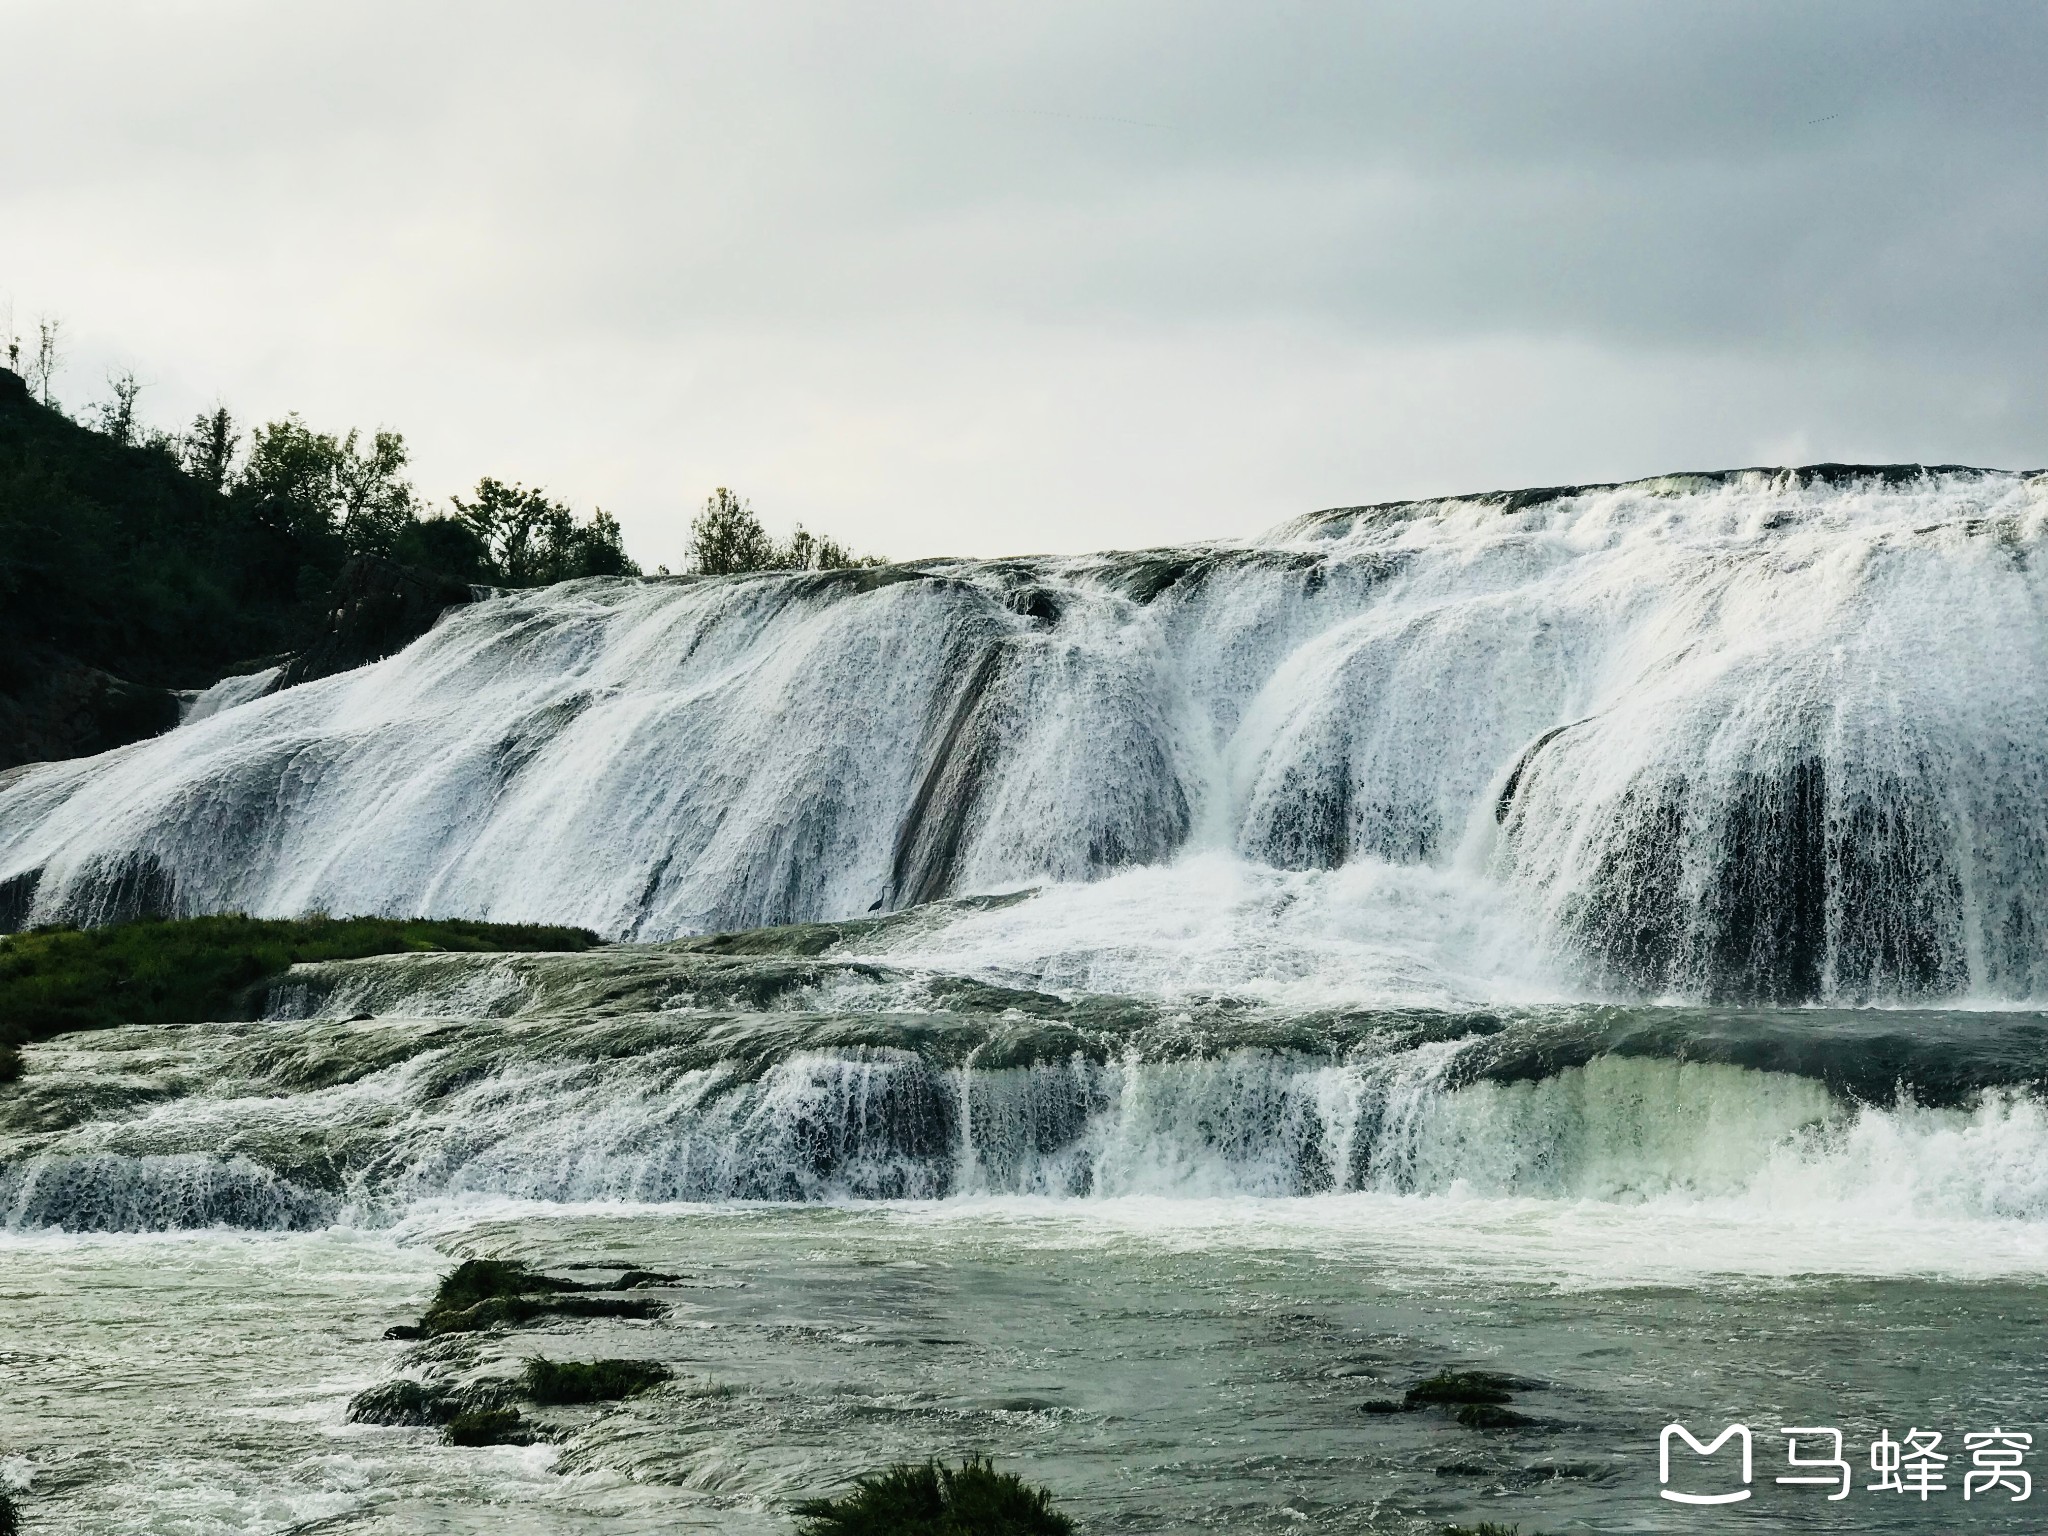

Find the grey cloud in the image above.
[{"left": 0, "top": 1, "right": 2040, "bottom": 566}]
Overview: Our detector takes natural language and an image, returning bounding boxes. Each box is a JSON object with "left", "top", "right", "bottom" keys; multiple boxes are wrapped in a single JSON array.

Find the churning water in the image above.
[{"left": 4, "top": 467, "right": 2048, "bottom": 1532}]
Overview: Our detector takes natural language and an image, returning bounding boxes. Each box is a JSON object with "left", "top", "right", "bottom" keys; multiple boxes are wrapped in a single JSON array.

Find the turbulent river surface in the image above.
[{"left": 4, "top": 467, "right": 2048, "bottom": 1532}]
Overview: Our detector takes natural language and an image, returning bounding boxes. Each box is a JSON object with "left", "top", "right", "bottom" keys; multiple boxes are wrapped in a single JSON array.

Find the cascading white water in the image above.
[
  {"left": 13, "top": 1000, "right": 2048, "bottom": 1231},
  {"left": 2, "top": 466, "right": 2045, "bottom": 1003}
]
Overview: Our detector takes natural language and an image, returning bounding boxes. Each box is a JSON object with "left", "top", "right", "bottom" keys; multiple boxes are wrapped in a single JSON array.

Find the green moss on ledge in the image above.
[
  {"left": 522, "top": 1356, "right": 671, "bottom": 1405},
  {"left": 0, "top": 913, "right": 601, "bottom": 1060}
]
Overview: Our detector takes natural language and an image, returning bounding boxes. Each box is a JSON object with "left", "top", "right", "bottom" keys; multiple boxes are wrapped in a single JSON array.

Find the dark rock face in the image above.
[
  {"left": 277, "top": 554, "right": 482, "bottom": 689},
  {"left": 0, "top": 555, "right": 475, "bottom": 771},
  {"left": 0, "top": 653, "right": 182, "bottom": 772}
]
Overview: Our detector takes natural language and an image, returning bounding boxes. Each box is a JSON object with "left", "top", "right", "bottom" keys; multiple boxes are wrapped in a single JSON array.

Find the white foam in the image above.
[{"left": 848, "top": 851, "right": 1573, "bottom": 1008}]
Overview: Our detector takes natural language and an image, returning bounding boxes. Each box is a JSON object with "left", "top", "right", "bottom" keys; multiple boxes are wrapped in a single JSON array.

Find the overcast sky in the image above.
[{"left": 3, "top": 1, "right": 2043, "bottom": 568}]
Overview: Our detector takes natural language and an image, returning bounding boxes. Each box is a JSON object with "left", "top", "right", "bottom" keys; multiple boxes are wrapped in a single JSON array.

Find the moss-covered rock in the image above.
[
  {"left": 611, "top": 1268, "right": 681, "bottom": 1289},
  {"left": 522, "top": 1356, "right": 670, "bottom": 1405},
  {"left": 0, "top": 914, "right": 601, "bottom": 1066},
  {"left": 794, "top": 1459, "right": 1074, "bottom": 1536},
  {"left": 395, "top": 1258, "right": 663, "bottom": 1337},
  {"left": 346, "top": 1378, "right": 456, "bottom": 1426},
  {"left": 442, "top": 1406, "right": 533, "bottom": 1447}
]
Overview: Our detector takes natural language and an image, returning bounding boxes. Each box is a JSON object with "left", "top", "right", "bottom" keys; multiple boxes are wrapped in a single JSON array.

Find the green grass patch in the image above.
[
  {"left": 522, "top": 1356, "right": 671, "bottom": 1405},
  {"left": 0, "top": 913, "right": 599, "bottom": 1055},
  {"left": 794, "top": 1459, "right": 1074, "bottom": 1536}
]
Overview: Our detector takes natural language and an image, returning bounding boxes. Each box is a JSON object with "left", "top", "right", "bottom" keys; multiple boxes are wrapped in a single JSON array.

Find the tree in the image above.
[
  {"left": 453, "top": 477, "right": 570, "bottom": 584},
  {"left": 234, "top": 417, "right": 421, "bottom": 557},
  {"left": 237, "top": 416, "right": 345, "bottom": 543},
  {"left": 95, "top": 370, "right": 144, "bottom": 447},
  {"left": 577, "top": 509, "right": 639, "bottom": 577},
  {"left": 687, "top": 487, "right": 878, "bottom": 574},
  {"left": 451, "top": 478, "right": 641, "bottom": 584},
  {"left": 333, "top": 428, "right": 417, "bottom": 555},
  {"left": 26, "top": 317, "right": 62, "bottom": 407},
  {"left": 781, "top": 524, "right": 865, "bottom": 571},
  {"left": 183, "top": 406, "right": 238, "bottom": 490},
  {"left": 689, "top": 487, "right": 778, "bottom": 575}
]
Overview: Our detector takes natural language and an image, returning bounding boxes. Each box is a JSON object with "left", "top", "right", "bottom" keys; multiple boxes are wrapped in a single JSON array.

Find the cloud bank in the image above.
[{"left": 2, "top": 1, "right": 2041, "bottom": 566}]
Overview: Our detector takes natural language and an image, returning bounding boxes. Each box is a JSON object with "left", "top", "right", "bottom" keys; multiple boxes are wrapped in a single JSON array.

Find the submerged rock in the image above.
[
  {"left": 1389, "top": 1370, "right": 1546, "bottom": 1431},
  {"left": 1404, "top": 1372, "right": 1522, "bottom": 1407},
  {"left": 1453, "top": 1403, "right": 1538, "bottom": 1430}
]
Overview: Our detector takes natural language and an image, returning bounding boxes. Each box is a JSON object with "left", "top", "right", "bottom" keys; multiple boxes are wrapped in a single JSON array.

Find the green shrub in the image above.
[
  {"left": 0, "top": 914, "right": 599, "bottom": 1057},
  {"left": 0, "top": 1488, "right": 18, "bottom": 1536},
  {"left": 522, "top": 1357, "right": 671, "bottom": 1405},
  {"left": 794, "top": 1459, "right": 1074, "bottom": 1536}
]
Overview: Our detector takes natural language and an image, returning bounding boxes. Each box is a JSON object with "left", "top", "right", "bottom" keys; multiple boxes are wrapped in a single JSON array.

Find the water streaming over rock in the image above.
[
  {"left": 5, "top": 465, "right": 2048, "bottom": 1233},
  {"left": 3, "top": 465, "right": 2044, "bottom": 1004},
  {"left": 6, "top": 931, "right": 2047, "bottom": 1232}
]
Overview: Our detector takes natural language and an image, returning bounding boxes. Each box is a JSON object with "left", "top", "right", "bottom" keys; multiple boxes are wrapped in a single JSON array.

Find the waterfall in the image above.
[{"left": 2, "top": 465, "right": 2044, "bottom": 1003}]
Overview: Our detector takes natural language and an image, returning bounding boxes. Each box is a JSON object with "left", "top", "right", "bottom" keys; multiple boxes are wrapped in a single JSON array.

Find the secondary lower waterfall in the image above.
[
  {"left": 7, "top": 930, "right": 2048, "bottom": 1232},
  {"left": 3, "top": 465, "right": 2046, "bottom": 1004}
]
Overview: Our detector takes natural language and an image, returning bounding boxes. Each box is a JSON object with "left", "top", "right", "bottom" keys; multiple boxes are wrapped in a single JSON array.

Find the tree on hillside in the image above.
[
  {"left": 235, "top": 418, "right": 421, "bottom": 556},
  {"left": 688, "top": 487, "right": 879, "bottom": 575},
  {"left": 238, "top": 417, "right": 348, "bottom": 545},
  {"left": 94, "top": 371, "right": 144, "bottom": 447},
  {"left": 451, "top": 477, "right": 640, "bottom": 584},
  {"left": 26, "top": 317, "right": 62, "bottom": 407},
  {"left": 182, "top": 407, "right": 238, "bottom": 490},
  {"left": 333, "top": 429, "right": 418, "bottom": 554},
  {"left": 689, "top": 487, "right": 779, "bottom": 575}
]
